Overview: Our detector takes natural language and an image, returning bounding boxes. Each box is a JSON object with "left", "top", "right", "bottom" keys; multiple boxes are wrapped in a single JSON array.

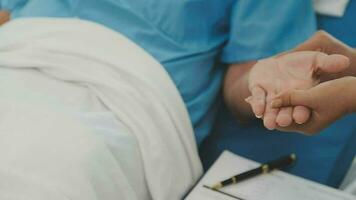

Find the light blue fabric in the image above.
[
  {"left": 0, "top": 0, "right": 316, "bottom": 144},
  {"left": 201, "top": 1, "right": 356, "bottom": 187}
]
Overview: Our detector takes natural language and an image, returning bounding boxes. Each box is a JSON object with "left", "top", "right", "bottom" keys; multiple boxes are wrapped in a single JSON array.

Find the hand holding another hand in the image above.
[
  {"left": 270, "top": 77, "right": 356, "bottom": 135},
  {"left": 246, "top": 51, "right": 350, "bottom": 130}
]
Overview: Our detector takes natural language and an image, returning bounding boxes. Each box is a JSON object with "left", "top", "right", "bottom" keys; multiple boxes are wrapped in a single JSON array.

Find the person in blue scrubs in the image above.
[{"left": 0, "top": 0, "right": 316, "bottom": 144}]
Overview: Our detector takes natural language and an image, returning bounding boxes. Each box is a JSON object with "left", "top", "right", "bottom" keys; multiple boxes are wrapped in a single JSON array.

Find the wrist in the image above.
[
  {"left": 344, "top": 77, "right": 356, "bottom": 114},
  {"left": 350, "top": 48, "right": 356, "bottom": 70},
  {"left": 224, "top": 62, "right": 255, "bottom": 119}
]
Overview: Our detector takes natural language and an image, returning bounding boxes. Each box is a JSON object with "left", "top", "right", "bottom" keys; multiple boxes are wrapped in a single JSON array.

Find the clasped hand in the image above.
[{"left": 245, "top": 51, "right": 350, "bottom": 130}]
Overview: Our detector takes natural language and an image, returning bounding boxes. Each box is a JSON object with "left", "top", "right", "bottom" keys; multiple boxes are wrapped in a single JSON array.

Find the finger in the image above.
[
  {"left": 270, "top": 90, "right": 310, "bottom": 108},
  {"left": 292, "top": 106, "right": 311, "bottom": 124},
  {"left": 245, "top": 96, "right": 252, "bottom": 103},
  {"left": 263, "top": 95, "right": 279, "bottom": 130},
  {"left": 294, "top": 38, "right": 322, "bottom": 52},
  {"left": 315, "top": 53, "right": 350, "bottom": 75},
  {"left": 263, "top": 106, "right": 279, "bottom": 130},
  {"left": 293, "top": 31, "right": 331, "bottom": 52},
  {"left": 245, "top": 96, "right": 254, "bottom": 114},
  {"left": 276, "top": 107, "right": 293, "bottom": 127},
  {"left": 276, "top": 123, "right": 311, "bottom": 134},
  {"left": 276, "top": 114, "right": 321, "bottom": 136},
  {"left": 250, "top": 85, "right": 266, "bottom": 118}
]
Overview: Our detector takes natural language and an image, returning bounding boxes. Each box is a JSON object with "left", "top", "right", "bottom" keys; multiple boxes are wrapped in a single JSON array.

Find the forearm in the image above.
[{"left": 223, "top": 61, "right": 256, "bottom": 120}]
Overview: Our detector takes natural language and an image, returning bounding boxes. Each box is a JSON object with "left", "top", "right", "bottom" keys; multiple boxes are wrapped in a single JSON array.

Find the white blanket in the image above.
[{"left": 0, "top": 18, "right": 202, "bottom": 200}]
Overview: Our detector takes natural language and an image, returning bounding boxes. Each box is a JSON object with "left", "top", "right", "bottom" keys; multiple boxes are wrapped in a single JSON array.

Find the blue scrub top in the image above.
[{"left": 0, "top": 0, "right": 316, "bottom": 144}]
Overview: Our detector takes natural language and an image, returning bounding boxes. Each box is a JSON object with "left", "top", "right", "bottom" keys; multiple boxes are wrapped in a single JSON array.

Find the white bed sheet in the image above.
[{"left": 0, "top": 18, "right": 202, "bottom": 200}]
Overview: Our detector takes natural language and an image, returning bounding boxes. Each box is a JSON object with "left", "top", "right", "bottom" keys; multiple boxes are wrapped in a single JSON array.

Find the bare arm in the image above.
[{"left": 224, "top": 62, "right": 255, "bottom": 120}]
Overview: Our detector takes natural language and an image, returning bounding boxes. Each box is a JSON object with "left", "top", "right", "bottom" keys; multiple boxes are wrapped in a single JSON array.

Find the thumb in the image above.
[
  {"left": 293, "top": 31, "right": 331, "bottom": 52},
  {"left": 294, "top": 39, "right": 321, "bottom": 52},
  {"left": 315, "top": 53, "right": 350, "bottom": 75},
  {"left": 271, "top": 90, "right": 310, "bottom": 108}
]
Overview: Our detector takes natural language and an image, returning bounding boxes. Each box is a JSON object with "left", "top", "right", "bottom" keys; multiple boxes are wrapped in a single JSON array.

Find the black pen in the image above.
[{"left": 211, "top": 153, "right": 297, "bottom": 190}]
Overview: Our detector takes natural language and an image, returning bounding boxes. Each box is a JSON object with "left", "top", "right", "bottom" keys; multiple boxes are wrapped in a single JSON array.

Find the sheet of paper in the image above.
[{"left": 185, "top": 151, "right": 356, "bottom": 200}]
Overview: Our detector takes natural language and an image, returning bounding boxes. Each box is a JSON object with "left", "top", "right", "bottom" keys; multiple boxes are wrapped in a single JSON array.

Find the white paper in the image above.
[{"left": 185, "top": 151, "right": 356, "bottom": 200}]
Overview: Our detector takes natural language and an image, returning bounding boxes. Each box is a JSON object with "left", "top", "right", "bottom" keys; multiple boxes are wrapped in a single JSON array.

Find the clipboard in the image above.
[{"left": 185, "top": 151, "right": 355, "bottom": 200}]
